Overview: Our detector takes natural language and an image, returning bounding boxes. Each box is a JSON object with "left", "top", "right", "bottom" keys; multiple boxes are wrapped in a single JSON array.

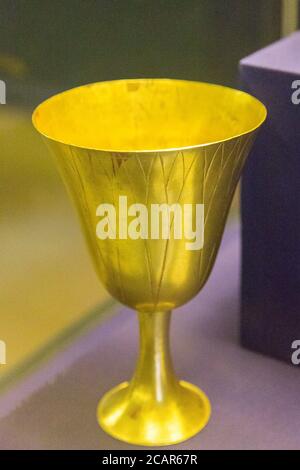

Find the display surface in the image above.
[{"left": 32, "top": 78, "right": 266, "bottom": 446}]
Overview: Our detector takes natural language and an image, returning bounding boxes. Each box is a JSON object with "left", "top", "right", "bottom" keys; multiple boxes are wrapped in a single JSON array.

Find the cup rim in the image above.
[{"left": 32, "top": 78, "right": 267, "bottom": 154}]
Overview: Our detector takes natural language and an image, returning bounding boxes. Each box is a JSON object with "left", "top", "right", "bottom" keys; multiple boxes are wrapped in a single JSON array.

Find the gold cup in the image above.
[{"left": 33, "top": 79, "right": 266, "bottom": 446}]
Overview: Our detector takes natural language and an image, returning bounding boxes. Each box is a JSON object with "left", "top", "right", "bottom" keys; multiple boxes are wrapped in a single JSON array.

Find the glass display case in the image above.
[{"left": 1, "top": 0, "right": 299, "bottom": 451}]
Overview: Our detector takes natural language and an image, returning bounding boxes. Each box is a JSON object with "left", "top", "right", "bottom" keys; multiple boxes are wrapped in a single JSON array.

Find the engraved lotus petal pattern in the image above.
[{"left": 47, "top": 131, "right": 256, "bottom": 312}]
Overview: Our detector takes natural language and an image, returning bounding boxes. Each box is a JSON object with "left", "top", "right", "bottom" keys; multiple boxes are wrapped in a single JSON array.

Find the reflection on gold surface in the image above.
[{"left": 34, "top": 79, "right": 264, "bottom": 152}]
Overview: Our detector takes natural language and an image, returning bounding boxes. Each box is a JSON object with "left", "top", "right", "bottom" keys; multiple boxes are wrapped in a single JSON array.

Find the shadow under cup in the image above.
[{"left": 33, "top": 79, "right": 266, "bottom": 446}]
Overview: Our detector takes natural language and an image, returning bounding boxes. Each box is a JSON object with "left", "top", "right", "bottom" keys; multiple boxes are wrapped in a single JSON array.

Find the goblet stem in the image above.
[
  {"left": 130, "top": 310, "right": 179, "bottom": 402},
  {"left": 97, "top": 309, "right": 211, "bottom": 446}
]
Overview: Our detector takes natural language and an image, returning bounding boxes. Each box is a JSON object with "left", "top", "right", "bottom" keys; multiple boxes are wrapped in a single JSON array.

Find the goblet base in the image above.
[{"left": 97, "top": 380, "right": 211, "bottom": 446}]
